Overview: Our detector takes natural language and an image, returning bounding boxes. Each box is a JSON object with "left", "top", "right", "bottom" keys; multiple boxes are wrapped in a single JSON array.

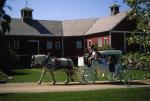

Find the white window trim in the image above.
[
  {"left": 87, "top": 40, "right": 92, "bottom": 48},
  {"left": 55, "top": 41, "right": 61, "bottom": 49},
  {"left": 103, "top": 37, "right": 108, "bottom": 46},
  {"left": 47, "top": 41, "right": 52, "bottom": 49},
  {"left": 14, "top": 41, "right": 19, "bottom": 49},
  {"left": 76, "top": 41, "right": 82, "bottom": 49},
  {"left": 98, "top": 37, "right": 102, "bottom": 47}
]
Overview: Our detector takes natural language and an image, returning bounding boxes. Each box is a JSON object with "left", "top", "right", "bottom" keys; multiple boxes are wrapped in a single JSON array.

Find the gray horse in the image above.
[{"left": 31, "top": 53, "right": 74, "bottom": 84}]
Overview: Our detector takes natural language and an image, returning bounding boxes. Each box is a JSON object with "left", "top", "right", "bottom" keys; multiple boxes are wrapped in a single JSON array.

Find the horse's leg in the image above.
[
  {"left": 49, "top": 69, "right": 56, "bottom": 85},
  {"left": 38, "top": 69, "right": 46, "bottom": 84},
  {"left": 69, "top": 69, "right": 74, "bottom": 82},
  {"left": 65, "top": 69, "right": 69, "bottom": 84}
]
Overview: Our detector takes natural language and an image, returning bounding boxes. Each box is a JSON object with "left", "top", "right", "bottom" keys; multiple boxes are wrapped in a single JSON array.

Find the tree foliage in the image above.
[
  {"left": 0, "top": 0, "right": 11, "bottom": 37},
  {"left": 0, "top": 0, "right": 19, "bottom": 73},
  {"left": 123, "top": 0, "right": 150, "bottom": 51},
  {"left": 123, "top": 0, "right": 150, "bottom": 79}
]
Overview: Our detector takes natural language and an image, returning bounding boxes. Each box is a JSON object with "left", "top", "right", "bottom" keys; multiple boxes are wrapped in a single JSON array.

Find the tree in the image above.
[
  {"left": 0, "top": 0, "right": 11, "bottom": 37},
  {"left": 123, "top": 0, "right": 150, "bottom": 79},
  {"left": 0, "top": 0, "right": 18, "bottom": 72},
  {"left": 123, "top": 0, "right": 150, "bottom": 52}
]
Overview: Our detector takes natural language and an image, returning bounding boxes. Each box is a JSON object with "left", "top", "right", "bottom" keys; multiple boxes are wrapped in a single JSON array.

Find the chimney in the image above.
[
  {"left": 20, "top": 7, "right": 33, "bottom": 22},
  {"left": 110, "top": 4, "right": 120, "bottom": 16}
]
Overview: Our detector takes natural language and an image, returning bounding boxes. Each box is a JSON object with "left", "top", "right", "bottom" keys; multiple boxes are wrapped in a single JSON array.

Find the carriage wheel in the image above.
[
  {"left": 73, "top": 67, "right": 85, "bottom": 83},
  {"left": 83, "top": 68, "right": 96, "bottom": 84},
  {"left": 121, "top": 69, "right": 135, "bottom": 84}
]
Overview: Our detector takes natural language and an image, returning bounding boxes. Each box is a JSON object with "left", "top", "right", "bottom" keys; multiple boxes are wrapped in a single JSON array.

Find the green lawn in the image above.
[
  {"left": 2, "top": 68, "right": 148, "bottom": 83},
  {"left": 0, "top": 87, "right": 150, "bottom": 101},
  {"left": 7, "top": 69, "right": 68, "bottom": 83}
]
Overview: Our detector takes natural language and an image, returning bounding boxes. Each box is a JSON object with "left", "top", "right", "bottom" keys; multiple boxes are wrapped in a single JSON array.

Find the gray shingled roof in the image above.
[
  {"left": 5, "top": 12, "right": 127, "bottom": 37},
  {"left": 85, "top": 12, "right": 127, "bottom": 35},
  {"left": 5, "top": 18, "right": 62, "bottom": 37},
  {"left": 62, "top": 18, "right": 98, "bottom": 36}
]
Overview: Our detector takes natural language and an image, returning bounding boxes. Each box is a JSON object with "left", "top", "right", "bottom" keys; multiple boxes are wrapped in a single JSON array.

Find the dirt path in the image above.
[{"left": 0, "top": 80, "right": 150, "bottom": 93}]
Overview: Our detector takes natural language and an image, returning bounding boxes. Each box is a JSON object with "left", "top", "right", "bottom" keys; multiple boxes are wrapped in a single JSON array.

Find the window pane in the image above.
[
  {"left": 55, "top": 42, "right": 61, "bottom": 49},
  {"left": 87, "top": 40, "right": 92, "bottom": 48},
  {"left": 14, "top": 41, "right": 19, "bottom": 49},
  {"left": 98, "top": 37, "right": 102, "bottom": 47},
  {"left": 28, "top": 12, "right": 32, "bottom": 17},
  {"left": 47, "top": 41, "right": 52, "bottom": 49},
  {"left": 104, "top": 37, "right": 108, "bottom": 45},
  {"left": 76, "top": 41, "right": 82, "bottom": 49},
  {"left": 24, "top": 11, "right": 28, "bottom": 17}
]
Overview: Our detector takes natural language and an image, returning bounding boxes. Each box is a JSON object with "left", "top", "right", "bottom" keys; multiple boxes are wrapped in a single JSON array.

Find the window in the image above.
[
  {"left": 55, "top": 42, "right": 61, "bottom": 49},
  {"left": 14, "top": 41, "right": 19, "bottom": 49},
  {"left": 76, "top": 41, "right": 82, "bottom": 49},
  {"left": 47, "top": 41, "right": 52, "bottom": 49},
  {"left": 28, "top": 12, "right": 32, "bottom": 17},
  {"left": 87, "top": 40, "right": 92, "bottom": 48},
  {"left": 8, "top": 41, "right": 10, "bottom": 48},
  {"left": 24, "top": 11, "right": 28, "bottom": 17},
  {"left": 103, "top": 37, "right": 108, "bottom": 45},
  {"left": 98, "top": 37, "right": 102, "bottom": 47}
]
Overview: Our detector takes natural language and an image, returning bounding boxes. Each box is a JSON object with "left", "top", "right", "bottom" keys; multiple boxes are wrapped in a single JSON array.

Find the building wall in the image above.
[
  {"left": 63, "top": 36, "right": 84, "bottom": 58},
  {"left": 85, "top": 33, "right": 110, "bottom": 50},
  {"left": 4, "top": 36, "right": 63, "bottom": 56},
  {"left": 4, "top": 36, "right": 64, "bottom": 67},
  {"left": 3, "top": 17, "right": 138, "bottom": 67}
]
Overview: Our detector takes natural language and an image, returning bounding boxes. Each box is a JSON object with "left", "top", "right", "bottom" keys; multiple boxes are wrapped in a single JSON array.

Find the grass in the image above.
[
  {"left": 2, "top": 68, "right": 148, "bottom": 83},
  {"left": 7, "top": 69, "right": 68, "bottom": 83},
  {"left": 0, "top": 87, "right": 150, "bottom": 101}
]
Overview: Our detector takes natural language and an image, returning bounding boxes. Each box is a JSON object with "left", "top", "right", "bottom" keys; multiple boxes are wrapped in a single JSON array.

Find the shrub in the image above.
[{"left": 0, "top": 48, "right": 20, "bottom": 72}]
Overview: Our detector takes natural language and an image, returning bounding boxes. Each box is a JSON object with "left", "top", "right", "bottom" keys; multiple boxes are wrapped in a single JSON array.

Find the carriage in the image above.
[
  {"left": 31, "top": 50, "right": 132, "bottom": 84},
  {"left": 77, "top": 50, "right": 132, "bottom": 84}
]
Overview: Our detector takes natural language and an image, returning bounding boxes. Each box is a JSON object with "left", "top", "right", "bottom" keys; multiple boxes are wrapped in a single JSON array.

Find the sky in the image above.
[{"left": 5, "top": 0, "right": 130, "bottom": 20}]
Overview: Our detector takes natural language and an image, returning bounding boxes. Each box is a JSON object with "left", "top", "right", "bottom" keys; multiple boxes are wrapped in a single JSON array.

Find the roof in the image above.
[
  {"left": 5, "top": 18, "right": 62, "bottom": 37},
  {"left": 99, "top": 50, "right": 122, "bottom": 55},
  {"left": 85, "top": 12, "right": 127, "bottom": 35},
  {"left": 110, "top": 4, "right": 120, "bottom": 8},
  {"left": 20, "top": 7, "right": 33, "bottom": 11},
  {"left": 5, "top": 12, "right": 127, "bottom": 37},
  {"left": 62, "top": 18, "right": 98, "bottom": 36}
]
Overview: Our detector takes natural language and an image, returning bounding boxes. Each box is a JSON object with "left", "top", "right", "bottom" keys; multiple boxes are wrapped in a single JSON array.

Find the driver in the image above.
[{"left": 87, "top": 45, "right": 102, "bottom": 65}]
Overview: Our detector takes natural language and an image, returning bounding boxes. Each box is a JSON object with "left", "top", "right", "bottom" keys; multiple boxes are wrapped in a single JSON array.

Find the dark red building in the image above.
[{"left": 4, "top": 4, "right": 143, "bottom": 67}]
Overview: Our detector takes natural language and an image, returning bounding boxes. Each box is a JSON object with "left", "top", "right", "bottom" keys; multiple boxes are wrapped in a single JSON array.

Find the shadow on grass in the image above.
[
  {"left": 93, "top": 81, "right": 149, "bottom": 85},
  {"left": 4, "top": 70, "right": 29, "bottom": 76},
  {"left": 45, "top": 81, "right": 150, "bottom": 86}
]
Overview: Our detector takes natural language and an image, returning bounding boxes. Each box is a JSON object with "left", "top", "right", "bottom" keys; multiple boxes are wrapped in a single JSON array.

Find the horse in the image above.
[{"left": 31, "top": 53, "right": 74, "bottom": 84}]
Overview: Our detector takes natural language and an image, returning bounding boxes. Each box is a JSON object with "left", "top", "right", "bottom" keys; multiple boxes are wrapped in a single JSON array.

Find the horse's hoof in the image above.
[
  {"left": 71, "top": 79, "right": 74, "bottom": 82},
  {"left": 37, "top": 82, "right": 41, "bottom": 84},
  {"left": 65, "top": 81, "right": 69, "bottom": 84},
  {"left": 52, "top": 82, "right": 56, "bottom": 85}
]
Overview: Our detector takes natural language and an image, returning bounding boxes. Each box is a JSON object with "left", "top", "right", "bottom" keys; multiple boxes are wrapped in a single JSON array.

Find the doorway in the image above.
[{"left": 27, "top": 40, "right": 39, "bottom": 55}]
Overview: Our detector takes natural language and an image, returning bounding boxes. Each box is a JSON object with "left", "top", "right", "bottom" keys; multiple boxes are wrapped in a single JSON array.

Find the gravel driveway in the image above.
[{"left": 0, "top": 80, "right": 150, "bottom": 93}]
